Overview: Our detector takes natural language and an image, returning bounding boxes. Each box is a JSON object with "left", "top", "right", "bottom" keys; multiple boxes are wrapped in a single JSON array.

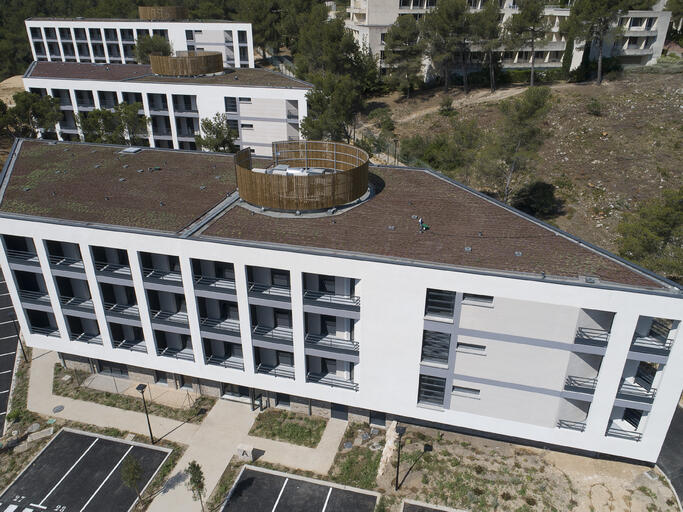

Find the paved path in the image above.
[
  {"left": 657, "top": 405, "right": 683, "bottom": 506},
  {"left": 26, "top": 349, "right": 348, "bottom": 511}
]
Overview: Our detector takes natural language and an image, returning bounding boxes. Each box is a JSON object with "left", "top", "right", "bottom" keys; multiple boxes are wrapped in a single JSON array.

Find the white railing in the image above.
[
  {"left": 256, "top": 363, "right": 295, "bottom": 379},
  {"left": 306, "top": 372, "right": 359, "bottom": 391},
  {"left": 303, "top": 290, "right": 360, "bottom": 308},
  {"left": 304, "top": 333, "right": 359, "bottom": 351}
]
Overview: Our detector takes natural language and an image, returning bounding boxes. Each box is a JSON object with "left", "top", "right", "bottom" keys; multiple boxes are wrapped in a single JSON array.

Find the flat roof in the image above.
[
  {"left": 26, "top": 17, "right": 247, "bottom": 24},
  {"left": 25, "top": 62, "right": 312, "bottom": 89},
  {"left": 0, "top": 140, "right": 676, "bottom": 293}
]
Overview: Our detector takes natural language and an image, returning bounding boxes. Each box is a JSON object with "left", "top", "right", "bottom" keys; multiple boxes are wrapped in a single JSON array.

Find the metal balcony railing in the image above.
[
  {"left": 247, "top": 281, "right": 291, "bottom": 299},
  {"left": 199, "top": 317, "right": 240, "bottom": 334},
  {"left": 617, "top": 380, "right": 657, "bottom": 401},
  {"left": 73, "top": 332, "right": 102, "bottom": 345},
  {"left": 149, "top": 309, "right": 189, "bottom": 325},
  {"left": 48, "top": 254, "right": 84, "bottom": 269},
  {"left": 287, "top": 111, "right": 299, "bottom": 120},
  {"left": 94, "top": 260, "right": 132, "bottom": 277},
  {"left": 606, "top": 426, "right": 643, "bottom": 441},
  {"left": 142, "top": 267, "right": 183, "bottom": 285},
  {"left": 251, "top": 325, "right": 293, "bottom": 344},
  {"left": 256, "top": 363, "right": 295, "bottom": 379},
  {"left": 102, "top": 302, "right": 140, "bottom": 317},
  {"left": 193, "top": 274, "right": 237, "bottom": 292},
  {"left": 631, "top": 332, "right": 674, "bottom": 354},
  {"left": 157, "top": 346, "right": 194, "bottom": 361},
  {"left": 32, "top": 325, "right": 60, "bottom": 337},
  {"left": 7, "top": 249, "right": 40, "bottom": 264},
  {"left": 574, "top": 327, "right": 610, "bottom": 347},
  {"left": 557, "top": 419, "right": 586, "bottom": 432},
  {"left": 59, "top": 295, "right": 94, "bottom": 310},
  {"left": 112, "top": 339, "right": 147, "bottom": 352},
  {"left": 206, "top": 355, "right": 244, "bottom": 370},
  {"left": 20, "top": 289, "right": 51, "bottom": 303},
  {"left": 304, "top": 332, "right": 359, "bottom": 351},
  {"left": 303, "top": 290, "right": 361, "bottom": 308},
  {"left": 564, "top": 375, "right": 598, "bottom": 393},
  {"left": 306, "top": 372, "right": 359, "bottom": 391}
]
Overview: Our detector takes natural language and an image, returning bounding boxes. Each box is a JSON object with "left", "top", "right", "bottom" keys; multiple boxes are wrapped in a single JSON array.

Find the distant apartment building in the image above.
[
  {"left": 22, "top": 61, "right": 310, "bottom": 155},
  {"left": 0, "top": 139, "right": 681, "bottom": 464},
  {"left": 346, "top": 0, "right": 672, "bottom": 71},
  {"left": 25, "top": 8, "right": 255, "bottom": 68}
]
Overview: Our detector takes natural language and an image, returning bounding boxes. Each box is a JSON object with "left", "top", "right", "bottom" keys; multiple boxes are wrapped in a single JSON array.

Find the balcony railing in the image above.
[
  {"left": 193, "top": 274, "right": 237, "bottom": 293},
  {"left": 7, "top": 249, "right": 40, "bottom": 264},
  {"left": 149, "top": 309, "right": 189, "bottom": 325},
  {"left": 157, "top": 346, "right": 194, "bottom": 361},
  {"left": 631, "top": 333, "right": 674, "bottom": 354},
  {"left": 48, "top": 254, "right": 84, "bottom": 269},
  {"left": 206, "top": 355, "right": 244, "bottom": 370},
  {"left": 199, "top": 317, "right": 240, "bottom": 335},
  {"left": 252, "top": 324, "right": 293, "bottom": 344},
  {"left": 102, "top": 302, "right": 140, "bottom": 318},
  {"left": 307, "top": 372, "right": 359, "bottom": 391},
  {"left": 303, "top": 290, "right": 360, "bottom": 308},
  {"left": 557, "top": 419, "right": 586, "bottom": 432},
  {"left": 304, "top": 332, "right": 359, "bottom": 351},
  {"left": 20, "top": 289, "right": 51, "bottom": 304},
  {"left": 617, "top": 380, "right": 656, "bottom": 402},
  {"left": 94, "top": 260, "right": 132, "bottom": 277},
  {"left": 564, "top": 375, "right": 598, "bottom": 393},
  {"left": 256, "top": 363, "right": 295, "bottom": 379},
  {"left": 574, "top": 327, "right": 610, "bottom": 347},
  {"left": 73, "top": 332, "right": 102, "bottom": 345},
  {"left": 59, "top": 295, "right": 94, "bottom": 311},
  {"left": 247, "top": 282, "right": 291, "bottom": 299},
  {"left": 112, "top": 339, "right": 147, "bottom": 352},
  {"left": 142, "top": 267, "right": 183, "bottom": 285},
  {"left": 32, "top": 325, "right": 60, "bottom": 337},
  {"left": 606, "top": 426, "right": 643, "bottom": 441},
  {"left": 287, "top": 111, "right": 299, "bottom": 120}
]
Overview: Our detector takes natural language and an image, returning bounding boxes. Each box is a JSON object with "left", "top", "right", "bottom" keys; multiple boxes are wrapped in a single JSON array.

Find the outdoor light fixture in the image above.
[{"left": 136, "top": 383, "right": 155, "bottom": 445}]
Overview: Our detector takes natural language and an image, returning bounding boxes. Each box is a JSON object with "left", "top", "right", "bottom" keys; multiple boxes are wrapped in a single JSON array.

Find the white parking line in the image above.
[
  {"left": 0, "top": 390, "right": 9, "bottom": 395},
  {"left": 79, "top": 445, "right": 134, "bottom": 512},
  {"left": 0, "top": 306, "right": 14, "bottom": 311},
  {"left": 321, "top": 487, "right": 332, "bottom": 512},
  {"left": 0, "top": 411, "right": 6, "bottom": 417},
  {"left": 0, "top": 351, "right": 15, "bottom": 357},
  {"left": 0, "top": 335, "right": 17, "bottom": 340},
  {"left": 0, "top": 321, "right": 15, "bottom": 326},
  {"left": 0, "top": 370, "right": 11, "bottom": 375},
  {"left": 272, "top": 478, "right": 289, "bottom": 512},
  {"left": 39, "top": 438, "right": 99, "bottom": 506}
]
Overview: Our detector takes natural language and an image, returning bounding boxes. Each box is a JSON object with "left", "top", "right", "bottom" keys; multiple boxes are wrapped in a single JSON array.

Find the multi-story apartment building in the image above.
[
  {"left": 22, "top": 61, "right": 310, "bottom": 155},
  {"left": 0, "top": 138, "right": 680, "bottom": 463},
  {"left": 25, "top": 10, "right": 255, "bottom": 68},
  {"left": 346, "top": 0, "right": 672, "bottom": 71}
]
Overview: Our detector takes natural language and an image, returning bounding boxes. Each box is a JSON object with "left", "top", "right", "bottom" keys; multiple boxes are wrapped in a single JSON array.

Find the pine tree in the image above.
[
  {"left": 504, "top": 0, "right": 551, "bottom": 86},
  {"left": 384, "top": 15, "right": 424, "bottom": 98},
  {"left": 194, "top": 113, "right": 239, "bottom": 153},
  {"left": 472, "top": 0, "right": 502, "bottom": 93}
]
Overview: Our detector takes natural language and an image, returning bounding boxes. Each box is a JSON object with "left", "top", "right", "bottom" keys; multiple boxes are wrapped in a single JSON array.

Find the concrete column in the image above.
[
  {"left": 290, "top": 269, "right": 306, "bottom": 382},
  {"left": 167, "top": 93, "right": 179, "bottom": 149},
  {"left": 86, "top": 28, "right": 95, "bottom": 63},
  {"left": 79, "top": 242, "right": 114, "bottom": 351},
  {"left": 179, "top": 255, "right": 206, "bottom": 367},
  {"left": 33, "top": 238, "right": 70, "bottom": 341},
  {"left": 127, "top": 249, "right": 156, "bottom": 355},
  {"left": 234, "top": 262, "right": 256, "bottom": 374},
  {"left": 101, "top": 29, "right": 110, "bottom": 63},
  {"left": 40, "top": 27, "right": 51, "bottom": 62}
]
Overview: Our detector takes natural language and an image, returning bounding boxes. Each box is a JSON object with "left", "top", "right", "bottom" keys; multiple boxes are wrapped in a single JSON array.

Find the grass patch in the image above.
[
  {"left": 249, "top": 409, "right": 327, "bottom": 448},
  {"left": 328, "top": 423, "right": 382, "bottom": 490},
  {"left": 206, "top": 457, "right": 247, "bottom": 511},
  {"left": 53, "top": 364, "right": 215, "bottom": 424}
]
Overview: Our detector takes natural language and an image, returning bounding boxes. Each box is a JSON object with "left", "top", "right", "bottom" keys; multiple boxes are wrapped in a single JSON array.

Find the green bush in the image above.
[
  {"left": 569, "top": 57, "right": 622, "bottom": 82},
  {"left": 586, "top": 98, "right": 602, "bottom": 116}
]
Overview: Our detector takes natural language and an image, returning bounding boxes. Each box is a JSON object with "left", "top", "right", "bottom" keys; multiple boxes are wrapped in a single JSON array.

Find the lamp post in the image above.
[
  {"left": 395, "top": 425, "right": 406, "bottom": 491},
  {"left": 136, "top": 383, "right": 155, "bottom": 445}
]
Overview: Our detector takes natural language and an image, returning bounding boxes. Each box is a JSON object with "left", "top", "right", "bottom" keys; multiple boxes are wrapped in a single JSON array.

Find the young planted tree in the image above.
[
  {"left": 564, "top": 0, "right": 623, "bottom": 84},
  {"left": 473, "top": 0, "right": 502, "bottom": 93},
  {"left": 479, "top": 86, "right": 551, "bottom": 203},
  {"left": 237, "top": 0, "right": 281, "bottom": 59},
  {"left": 185, "top": 460, "right": 206, "bottom": 512},
  {"left": 194, "top": 113, "right": 239, "bottom": 153},
  {"left": 120, "top": 455, "right": 144, "bottom": 505},
  {"left": 134, "top": 34, "right": 171, "bottom": 64},
  {"left": 5, "top": 91, "right": 62, "bottom": 138},
  {"left": 421, "top": 0, "right": 474, "bottom": 93},
  {"left": 114, "top": 102, "right": 149, "bottom": 146},
  {"left": 77, "top": 108, "right": 123, "bottom": 144},
  {"left": 384, "top": 15, "right": 424, "bottom": 98},
  {"left": 504, "top": 0, "right": 551, "bottom": 86}
]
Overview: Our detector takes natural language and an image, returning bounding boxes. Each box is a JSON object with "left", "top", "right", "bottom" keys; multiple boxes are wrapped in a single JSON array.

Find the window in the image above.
[
  {"left": 319, "top": 275, "right": 335, "bottom": 293},
  {"left": 241, "top": 123, "right": 254, "bottom": 130},
  {"left": 462, "top": 293, "right": 493, "bottom": 306},
  {"left": 238, "top": 97, "right": 251, "bottom": 103},
  {"left": 624, "top": 408, "right": 643, "bottom": 429},
  {"left": 224, "top": 96, "right": 237, "bottom": 113},
  {"left": 418, "top": 375, "right": 445, "bottom": 406},
  {"left": 277, "top": 351, "right": 293, "bottom": 367},
  {"left": 271, "top": 270, "right": 290, "bottom": 287},
  {"left": 238, "top": 30, "right": 248, "bottom": 44},
  {"left": 185, "top": 30, "right": 194, "bottom": 41},
  {"left": 276, "top": 393, "right": 290, "bottom": 407},
  {"left": 274, "top": 310, "right": 292, "bottom": 329},
  {"left": 452, "top": 385, "right": 480, "bottom": 398},
  {"left": 456, "top": 342, "right": 486, "bottom": 353},
  {"left": 425, "top": 289, "right": 456, "bottom": 318},
  {"left": 380, "top": 33, "right": 386, "bottom": 44},
  {"left": 421, "top": 330, "right": 450, "bottom": 365},
  {"left": 227, "top": 119, "right": 239, "bottom": 132}
]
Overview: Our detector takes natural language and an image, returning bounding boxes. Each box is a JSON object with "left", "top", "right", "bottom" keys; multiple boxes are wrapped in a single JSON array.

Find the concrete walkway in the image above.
[{"left": 25, "top": 349, "right": 348, "bottom": 511}]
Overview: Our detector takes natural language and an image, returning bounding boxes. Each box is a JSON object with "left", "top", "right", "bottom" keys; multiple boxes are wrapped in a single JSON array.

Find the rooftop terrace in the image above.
[{"left": 0, "top": 140, "right": 676, "bottom": 293}]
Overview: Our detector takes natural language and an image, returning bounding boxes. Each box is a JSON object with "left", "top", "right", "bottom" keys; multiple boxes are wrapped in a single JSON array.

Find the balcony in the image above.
[
  {"left": 102, "top": 302, "right": 140, "bottom": 319},
  {"left": 256, "top": 363, "right": 295, "bottom": 379},
  {"left": 206, "top": 354, "right": 244, "bottom": 370},
  {"left": 112, "top": 338, "right": 147, "bottom": 352},
  {"left": 606, "top": 425, "right": 642, "bottom": 441},
  {"left": 48, "top": 254, "right": 85, "bottom": 272},
  {"left": 7, "top": 249, "right": 40, "bottom": 267},
  {"left": 307, "top": 372, "right": 359, "bottom": 391},
  {"left": 574, "top": 327, "right": 609, "bottom": 348},
  {"left": 248, "top": 282, "right": 291, "bottom": 300},
  {"left": 557, "top": 419, "right": 586, "bottom": 432},
  {"left": 73, "top": 332, "right": 102, "bottom": 345},
  {"left": 251, "top": 325, "right": 293, "bottom": 346},
  {"left": 157, "top": 345, "right": 194, "bottom": 361},
  {"left": 303, "top": 290, "right": 360, "bottom": 308},
  {"left": 199, "top": 317, "right": 240, "bottom": 336},
  {"left": 563, "top": 375, "right": 598, "bottom": 394},
  {"left": 287, "top": 111, "right": 299, "bottom": 120},
  {"left": 94, "top": 260, "right": 132, "bottom": 279},
  {"left": 149, "top": 309, "right": 189, "bottom": 327},
  {"left": 193, "top": 274, "right": 236, "bottom": 295},
  {"left": 31, "top": 325, "right": 60, "bottom": 337},
  {"left": 142, "top": 267, "right": 183, "bottom": 288},
  {"left": 304, "top": 332, "right": 359, "bottom": 352},
  {"left": 617, "top": 380, "right": 656, "bottom": 403},
  {"left": 20, "top": 290, "right": 52, "bottom": 306},
  {"left": 631, "top": 325, "right": 674, "bottom": 355},
  {"left": 59, "top": 295, "right": 95, "bottom": 313}
]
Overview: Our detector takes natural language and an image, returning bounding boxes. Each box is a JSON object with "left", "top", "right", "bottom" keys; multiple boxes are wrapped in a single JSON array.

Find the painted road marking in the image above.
[
  {"left": 321, "top": 488, "right": 333, "bottom": 512},
  {"left": 79, "top": 445, "right": 134, "bottom": 512},
  {"left": 39, "top": 439, "right": 98, "bottom": 506},
  {"left": 272, "top": 478, "right": 289, "bottom": 512}
]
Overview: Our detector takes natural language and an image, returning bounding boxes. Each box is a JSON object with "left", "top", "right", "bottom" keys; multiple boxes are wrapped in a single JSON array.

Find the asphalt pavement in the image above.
[{"left": 658, "top": 405, "right": 683, "bottom": 505}]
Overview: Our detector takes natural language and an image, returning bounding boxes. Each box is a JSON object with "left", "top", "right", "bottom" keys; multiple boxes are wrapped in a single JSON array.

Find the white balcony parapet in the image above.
[
  {"left": 248, "top": 281, "right": 291, "bottom": 299},
  {"left": 206, "top": 355, "right": 244, "bottom": 370},
  {"left": 303, "top": 290, "right": 360, "bottom": 308},
  {"left": 304, "top": 332, "right": 359, "bottom": 351},
  {"left": 256, "top": 363, "right": 295, "bottom": 379},
  {"left": 252, "top": 324, "right": 293, "bottom": 344},
  {"left": 307, "top": 372, "right": 359, "bottom": 391},
  {"left": 112, "top": 338, "right": 147, "bottom": 352}
]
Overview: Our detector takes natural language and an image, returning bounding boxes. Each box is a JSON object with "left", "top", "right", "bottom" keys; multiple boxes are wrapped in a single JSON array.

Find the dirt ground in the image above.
[
  {"left": 376, "top": 425, "right": 678, "bottom": 512},
  {"left": 0, "top": 75, "right": 24, "bottom": 105},
  {"left": 362, "top": 71, "right": 683, "bottom": 253}
]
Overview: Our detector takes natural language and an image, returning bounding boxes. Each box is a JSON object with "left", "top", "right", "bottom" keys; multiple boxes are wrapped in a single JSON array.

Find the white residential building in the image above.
[
  {"left": 25, "top": 17, "right": 255, "bottom": 68},
  {"left": 0, "top": 139, "right": 681, "bottom": 464},
  {"left": 346, "top": 0, "right": 672, "bottom": 70},
  {"left": 22, "top": 61, "right": 310, "bottom": 155}
]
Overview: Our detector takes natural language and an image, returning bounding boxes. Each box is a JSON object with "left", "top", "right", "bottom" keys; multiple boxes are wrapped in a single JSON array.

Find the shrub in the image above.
[
  {"left": 586, "top": 98, "right": 602, "bottom": 116},
  {"left": 439, "top": 96, "right": 455, "bottom": 117}
]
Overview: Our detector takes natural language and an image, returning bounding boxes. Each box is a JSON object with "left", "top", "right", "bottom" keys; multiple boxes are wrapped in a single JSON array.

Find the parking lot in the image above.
[
  {"left": 223, "top": 466, "right": 378, "bottom": 512},
  {"left": 0, "top": 270, "right": 19, "bottom": 434},
  {"left": 0, "top": 429, "right": 170, "bottom": 512}
]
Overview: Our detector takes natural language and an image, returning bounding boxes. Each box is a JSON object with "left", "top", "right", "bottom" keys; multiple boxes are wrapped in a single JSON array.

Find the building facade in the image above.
[
  {"left": 0, "top": 139, "right": 681, "bottom": 463},
  {"left": 23, "top": 62, "right": 310, "bottom": 155},
  {"left": 346, "top": 0, "right": 672, "bottom": 71},
  {"left": 25, "top": 18, "right": 255, "bottom": 69}
]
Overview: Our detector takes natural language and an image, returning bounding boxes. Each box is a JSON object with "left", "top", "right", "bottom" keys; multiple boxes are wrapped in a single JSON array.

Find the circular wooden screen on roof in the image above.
[
  {"left": 150, "top": 51, "right": 223, "bottom": 76},
  {"left": 138, "top": 6, "right": 188, "bottom": 20},
  {"left": 236, "top": 141, "right": 370, "bottom": 212}
]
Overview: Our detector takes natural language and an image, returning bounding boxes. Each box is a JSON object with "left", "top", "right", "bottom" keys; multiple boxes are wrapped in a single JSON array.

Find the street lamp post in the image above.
[
  {"left": 136, "top": 383, "right": 155, "bottom": 445},
  {"left": 395, "top": 425, "right": 406, "bottom": 491}
]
